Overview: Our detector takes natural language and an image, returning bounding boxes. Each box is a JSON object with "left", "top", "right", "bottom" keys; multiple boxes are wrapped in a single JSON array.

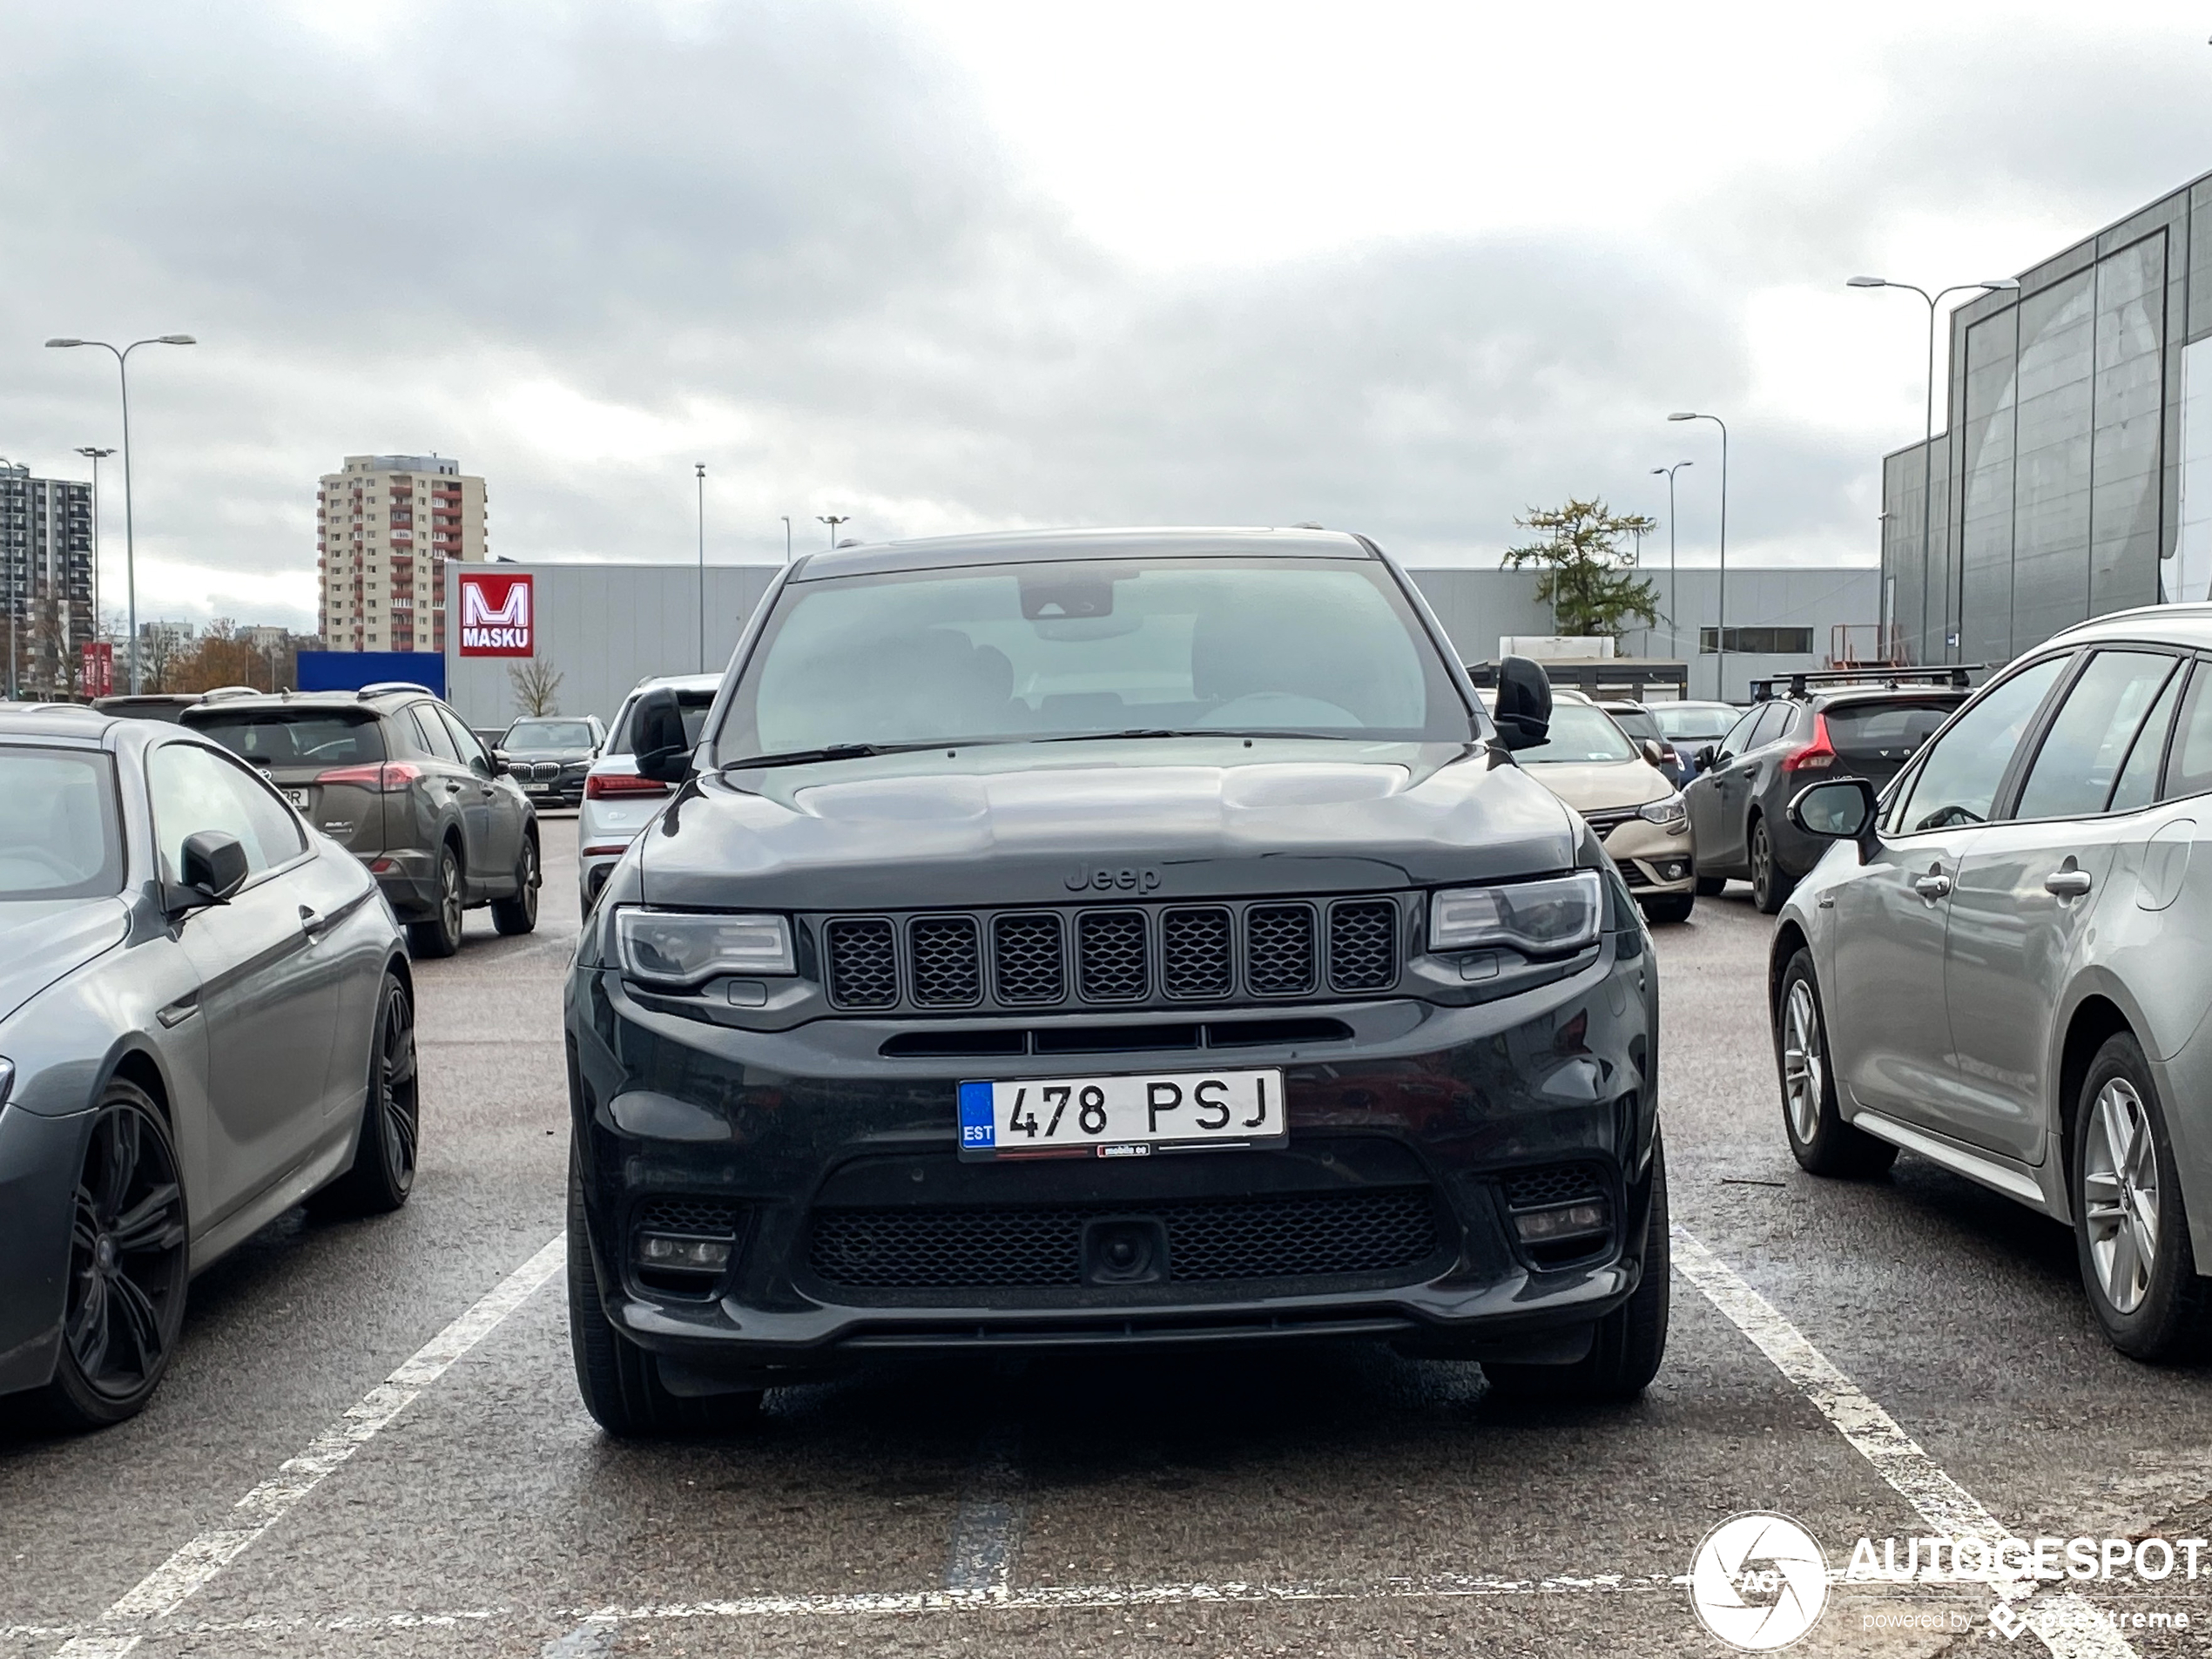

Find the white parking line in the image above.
[
  {"left": 51, "top": 1234, "right": 567, "bottom": 1659},
  {"left": 1672, "top": 1224, "right": 2138, "bottom": 1659}
]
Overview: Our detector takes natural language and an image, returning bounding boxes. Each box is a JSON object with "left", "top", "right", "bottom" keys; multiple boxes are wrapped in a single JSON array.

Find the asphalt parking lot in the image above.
[{"left": 5, "top": 830, "right": 2211, "bottom": 1659}]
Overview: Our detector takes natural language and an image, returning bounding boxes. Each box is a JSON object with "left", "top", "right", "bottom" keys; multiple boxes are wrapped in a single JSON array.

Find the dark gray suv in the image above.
[{"left": 183, "top": 683, "right": 541, "bottom": 956}]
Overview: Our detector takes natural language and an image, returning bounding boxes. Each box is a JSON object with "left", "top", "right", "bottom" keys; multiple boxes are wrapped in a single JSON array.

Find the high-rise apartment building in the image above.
[
  {"left": 316, "top": 455, "right": 487, "bottom": 653},
  {"left": 1, "top": 462, "right": 95, "bottom": 697}
]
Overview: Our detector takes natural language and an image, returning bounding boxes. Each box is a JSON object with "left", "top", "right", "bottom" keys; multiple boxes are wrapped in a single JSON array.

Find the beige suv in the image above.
[{"left": 1485, "top": 691, "right": 1696, "bottom": 922}]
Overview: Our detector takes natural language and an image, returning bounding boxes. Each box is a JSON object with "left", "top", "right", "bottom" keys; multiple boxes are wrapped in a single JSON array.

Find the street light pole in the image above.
[
  {"left": 1650, "top": 461, "right": 1693, "bottom": 662},
  {"left": 694, "top": 463, "right": 707, "bottom": 674},
  {"left": 75, "top": 446, "right": 115, "bottom": 695},
  {"left": 817, "top": 515, "right": 849, "bottom": 549},
  {"left": 46, "top": 335, "right": 197, "bottom": 694},
  {"left": 1667, "top": 414, "right": 1729, "bottom": 699},
  {"left": 1846, "top": 276, "right": 2018, "bottom": 664}
]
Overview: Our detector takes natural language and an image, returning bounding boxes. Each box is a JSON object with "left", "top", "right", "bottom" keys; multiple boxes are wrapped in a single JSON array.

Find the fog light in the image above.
[
  {"left": 1660, "top": 860, "right": 1689, "bottom": 880},
  {"left": 1512, "top": 1200, "right": 1608, "bottom": 1244},
  {"left": 635, "top": 1232, "right": 733, "bottom": 1272}
]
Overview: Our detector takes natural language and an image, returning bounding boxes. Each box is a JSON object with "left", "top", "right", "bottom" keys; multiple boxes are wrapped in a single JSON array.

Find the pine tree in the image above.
[{"left": 1502, "top": 498, "right": 1662, "bottom": 643}]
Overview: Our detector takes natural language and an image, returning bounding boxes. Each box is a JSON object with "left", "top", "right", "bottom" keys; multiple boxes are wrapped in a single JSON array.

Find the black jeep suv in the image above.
[{"left": 563, "top": 527, "right": 1667, "bottom": 1434}]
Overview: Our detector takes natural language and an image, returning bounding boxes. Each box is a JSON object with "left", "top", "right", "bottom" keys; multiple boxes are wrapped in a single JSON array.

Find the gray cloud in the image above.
[{"left": 3, "top": 3, "right": 2209, "bottom": 629}]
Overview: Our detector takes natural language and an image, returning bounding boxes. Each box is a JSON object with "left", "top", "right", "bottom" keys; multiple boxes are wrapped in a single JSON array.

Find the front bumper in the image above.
[
  {"left": 567, "top": 932, "right": 1660, "bottom": 1380},
  {"left": 0, "top": 1103, "right": 88, "bottom": 1398},
  {"left": 1599, "top": 819, "right": 1696, "bottom": 897}
]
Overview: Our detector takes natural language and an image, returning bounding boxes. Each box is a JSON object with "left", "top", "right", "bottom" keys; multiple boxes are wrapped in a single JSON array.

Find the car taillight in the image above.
[
  {"left": 317, "top": 761, "right": 426, "bottom": 792},
  {"left": 584, "top": 772, "right": 671, "bottom": 799},
  {"left": 1782, "top": 713, "right": 1836, "bottom": 772}
]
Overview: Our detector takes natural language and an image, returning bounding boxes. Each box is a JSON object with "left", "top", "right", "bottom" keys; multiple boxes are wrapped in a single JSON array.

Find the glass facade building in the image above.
[{"left": 1883, "top": 170, "right": 2212, "bottom": 669}]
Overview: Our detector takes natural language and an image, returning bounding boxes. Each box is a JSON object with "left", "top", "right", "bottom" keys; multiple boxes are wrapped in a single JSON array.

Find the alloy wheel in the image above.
[
  {"left": 440, "top": 851, "right": 463, "bottom": 942},
  {"left": 2083, "top": 1078, "right": 2160, "bottom": 1314},
  {"left": 64, "top": 1099, "right": 189, "bottom": 1402},
  {"left": 377, "top": 984, "right": 421, "bottom": 1192},
  {"left": 1782, "top": 979, "right": 1824, "bottom": 1145},
  {"left": 1752, "top": 824, "right": 1772, "bottom": 899}
]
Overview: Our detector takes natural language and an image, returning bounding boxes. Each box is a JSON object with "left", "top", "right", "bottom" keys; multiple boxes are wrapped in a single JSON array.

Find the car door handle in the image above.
[
  {"left": 1912, "top": 872, "right": 1952, "bottom": 900},
  {"left": 2045, "top": 868, "right": 2094, "bottom": 898},
  {"left": 300, "top": 905, "right": 335, "bottom": 938}
]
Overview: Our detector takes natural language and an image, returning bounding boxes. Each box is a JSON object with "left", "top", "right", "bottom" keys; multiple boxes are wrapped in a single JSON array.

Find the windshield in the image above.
[
  {"left": 1606, "top": 707, "right": 1661, "bottom": 744},
  {"left": 1516, "top": 702, "right": 1638, "bottom": 765},
  {"left": 505, "top": 719, "right": 597, "bottom": 748},
  {"left": 718, "top": 556, "right": 1471, "bottom": 755},
  {"left": 186, "top": 711, "right": 386, "bottom": 766},
  {"left": 1650, "top": 702, "right": 1739, "bottom": 740},
  {"left": 0, "top": 747, "right": 125, "bottom": 900}
]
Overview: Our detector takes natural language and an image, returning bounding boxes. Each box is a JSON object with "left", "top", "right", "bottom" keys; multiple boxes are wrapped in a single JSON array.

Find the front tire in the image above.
[
  {"left": 568, "top": 1150, "right": 761, "bottom": 1437},
  {"left": 408, "top": 843, "right": 464, "bottom": 959},
  {"left": 491, "top": 836, "right": 539, "bottom": 936},
  {"left": 1776, "top": 950, "right": 1895, "bottom": 1177},
  {"left": 318, "top": 973, "right": 420, "bottom": 1217},
  {"left": 1750, "top": 816, "right": 1794, "bottom": 914},
  {"left": 1486, "top": 1130, "right": 1670, "bottom": 1403},
  {"left": 2072, "top": 1034, "right": 2210, "bottom": 1362},
  {"left": 1640, "top": 893, "right": 1695, "bottom": 925},
  {"left": 37, "top": 1082, "right": 191, "bottom": 1430}
]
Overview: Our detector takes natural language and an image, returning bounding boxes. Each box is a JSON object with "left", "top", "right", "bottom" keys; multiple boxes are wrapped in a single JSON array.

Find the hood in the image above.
[
  {"left": 1515, "top": 759, "right": 1673, "bottom": 814},
  {"left": 637, "top": 739, "right": 1581, "bottom": 910},
  {"left": 0, "top": 898, "right": 132, "bottom": 1028}
]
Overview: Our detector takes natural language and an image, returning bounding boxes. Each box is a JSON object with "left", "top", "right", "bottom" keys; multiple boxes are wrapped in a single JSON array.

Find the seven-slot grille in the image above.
[
  {"left": 1580, "top": 806, "right": 1641, "bottom": 838},
  {"left": 819, "top": 897, "right": 1404, "bottom": 1012}
]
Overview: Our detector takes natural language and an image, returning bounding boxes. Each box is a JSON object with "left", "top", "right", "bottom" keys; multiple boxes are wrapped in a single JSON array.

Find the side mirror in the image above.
[
  {"left": 489, "top": 749, "right": 510, "bottom": 776},
  {"left": 1788, "top": 778, "right": 1880, "bottom": 858},
  {"left": 1642, "top": 738, "right": 1670, "bottom": 770},
  {"left": 1492, "top": 655, "right": 1553, "bottom": 752},
  {"left": 168, "top": 830, "right": 249, "bottom": 915},
  {"left": 633, "top": 688, "right": 697, "bottom": 784},
  {"left": 1696, "top": 745, "right": 1720, "bottom": 772}
]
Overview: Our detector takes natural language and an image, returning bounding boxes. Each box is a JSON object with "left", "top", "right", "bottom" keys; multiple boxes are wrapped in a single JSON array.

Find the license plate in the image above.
[
  {"left": 284, "top": 788, "right": 312, "bottom": 810},
  {"left": 958, "top": 1069, "right": 1285, "bottom": 1160}
]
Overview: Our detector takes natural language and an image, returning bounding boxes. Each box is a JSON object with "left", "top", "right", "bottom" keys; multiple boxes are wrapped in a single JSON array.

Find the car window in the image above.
[
  {"left": 1605, "top": 708, "right": 1661, "bottom": 744},
  {"left": 148, "top": 741, "right": 307, "bottom": 880},
  {"left": 2013, "top": 651, "right": 2179, "bottom": 821},
  {"left": 0, "top": 746, "right": 125, "bottom": 900},
  {"left": 185, "top": 710, "right": 385, "bottom": 765},
  {"left": 1748, "top": 704, "right": 1793, "bottom": 749},
  {"left": 409, "top": 705, "right": 460, "bottom": 763},
  {"left": 1514, "top": 702, "right": 1637, "bottom": 764},
  {"left": 2162, "top": 662, "right": 2212, "bottom": 802},
  {"left": 1889, "top": 655, "right": 2067, "bottom": 834},
  {"left": 1717, "top": 709, "right": 1760, "bottom": 757},
  {"left": 1651, "top": 703, "right": 1738, "bottom": 741},
  {"left": 504, "top": 719, "right": 597, "bottom": 748},
  {"left": 439, "top": 707, "right": 493, "bottom": 775},
  {"left": 1820, "top": 701, "right": 1957, "bottom": 759},
  {"left": 606, "top": 691, "right": 715, "bottom": 756},
  {"left": 2107, "top": 667, "right": 2185, "bottom": 814}
]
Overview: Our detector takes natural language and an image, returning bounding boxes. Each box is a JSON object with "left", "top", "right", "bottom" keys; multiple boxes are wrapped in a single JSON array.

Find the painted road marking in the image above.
[
  {"left": 1673, "top": 1224, "right": 2137, "bottom": 1659},
  {"left": 51, "top": 1234, "right": 567, "bottom": 1659}
]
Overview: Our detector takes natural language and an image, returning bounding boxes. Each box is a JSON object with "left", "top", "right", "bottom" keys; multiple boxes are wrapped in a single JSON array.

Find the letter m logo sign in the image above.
[{"left": 458, "top": 572, "right": 534, "bottom": 657}]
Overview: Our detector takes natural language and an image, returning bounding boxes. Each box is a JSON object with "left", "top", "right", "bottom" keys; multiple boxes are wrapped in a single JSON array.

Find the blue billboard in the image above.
[{"left": 294, "top": 651, "right": 446, "bottom": 698}]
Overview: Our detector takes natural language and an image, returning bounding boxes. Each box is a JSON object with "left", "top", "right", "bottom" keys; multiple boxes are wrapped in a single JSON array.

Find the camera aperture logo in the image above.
[{"left": 1690, "top": 1513, "right": 1830, "bottom": 1651}]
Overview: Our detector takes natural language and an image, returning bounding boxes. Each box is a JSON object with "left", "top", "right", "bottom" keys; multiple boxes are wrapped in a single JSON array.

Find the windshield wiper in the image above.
[
  {"left": 718, "top": 738, "right": 1025, "bottom": 772},
  {"left": 1036, "top": 727, "right": 1352, "bottom": 745}
]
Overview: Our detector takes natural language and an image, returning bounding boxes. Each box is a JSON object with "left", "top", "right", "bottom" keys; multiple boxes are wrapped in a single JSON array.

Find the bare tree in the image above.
[
  {"left": 509, "top": 657, "right": 564, "bottom": 716},
  {"left": 30, "top": 597, "right": 81, "bottom": 701}
]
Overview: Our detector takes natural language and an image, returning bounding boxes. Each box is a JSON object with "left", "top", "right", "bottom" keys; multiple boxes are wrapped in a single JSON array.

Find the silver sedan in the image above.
[
  {"left": 0, "top": 706, "right": 416, "bottom": 1429},
  {"left": 1770, "top": 605, "right": 2212, "bottom": 1360}
]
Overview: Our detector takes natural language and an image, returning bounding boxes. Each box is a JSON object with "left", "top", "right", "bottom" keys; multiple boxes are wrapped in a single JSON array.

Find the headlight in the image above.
[
  {"left": 1430, "top": 871, "right": 1603, "bottom": 955},
  {"left": 615, "top": 908, "right": 795, "bottom": 987},
  {"left": 1637, "top": 792, "right": 1689, "bottom": 833}
]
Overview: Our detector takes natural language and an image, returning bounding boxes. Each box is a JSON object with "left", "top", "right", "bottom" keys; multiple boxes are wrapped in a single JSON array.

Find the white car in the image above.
[{"left": 577, "top": 673, "right": 721, "bottom": 910}]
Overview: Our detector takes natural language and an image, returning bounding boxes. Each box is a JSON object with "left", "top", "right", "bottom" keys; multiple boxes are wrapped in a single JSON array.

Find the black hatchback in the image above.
[{"left": 1683, "top": 668, "right": 1970, "bottom": 912}]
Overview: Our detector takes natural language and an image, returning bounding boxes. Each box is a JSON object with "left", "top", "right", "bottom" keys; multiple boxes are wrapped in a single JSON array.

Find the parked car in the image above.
[
  {"left": 1647, "top": 699, "right": 1741, "bottom": 779},
  {"left": 565, "top": 527, "right": 1669, "bottom": 1436},
  {"left": 1483, "top": 691, "right": 1696, "bottom": 924},
  {"left": 577, "top": 673, "right": 719, "bottom": 912},
  {"left": 1771, "top": 607, "right": 2212, "bottom": 1360},
  {"left": 496, "top": 714, "right": 605, "bottom": 810},
  {"left": 181, "top": 683, "right": 540, "bottom": 957},
  {"left": 1598, "top": 700, "right": 1691, "bottom": 789},
  {"left": 0, "top": 706, "right": 417, "bottom": 1428},
  {"left": 1684, "top": 670, "right": 1969, "bottom": 912}
]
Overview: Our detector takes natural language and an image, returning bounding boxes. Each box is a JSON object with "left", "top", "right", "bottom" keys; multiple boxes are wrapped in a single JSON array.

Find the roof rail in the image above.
[
  {"left": 357, "top": 681, "right": 436, "bottom": 699},
  {"left": 1750, "top": 664, "right": 1981, "bottom": 701}
]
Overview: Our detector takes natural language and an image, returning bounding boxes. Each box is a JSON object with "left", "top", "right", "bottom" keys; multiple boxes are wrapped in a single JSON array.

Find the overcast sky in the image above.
[{"left": 4, "top": 0, "right": 2212, "bottom": 632}]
